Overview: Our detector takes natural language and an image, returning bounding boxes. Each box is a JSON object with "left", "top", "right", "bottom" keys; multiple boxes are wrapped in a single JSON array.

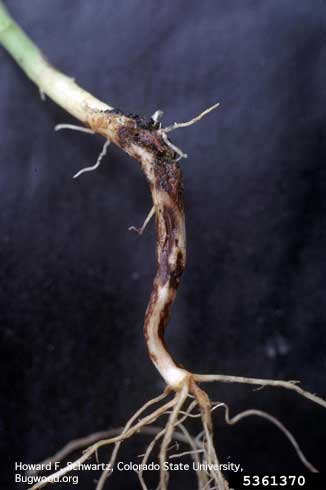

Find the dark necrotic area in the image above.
[{"left": 1, "top": 0, "right": 326, "bottom": 488}]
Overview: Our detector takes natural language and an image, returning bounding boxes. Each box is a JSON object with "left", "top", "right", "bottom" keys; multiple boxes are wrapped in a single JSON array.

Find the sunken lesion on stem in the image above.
[{"left": 85, "top": 106, "right": 191, "bottom": 389}]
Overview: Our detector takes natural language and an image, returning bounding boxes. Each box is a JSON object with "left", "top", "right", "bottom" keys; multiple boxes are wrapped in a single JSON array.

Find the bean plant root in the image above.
[
  {"left": 27, "top": 106, "right": 326, "bottom": 490},
  {"left": 0, "top": 6, "right": 324, "bottom": 488},
  {"left": 29, "top": 373, "right": 325, "bottom": 490}
]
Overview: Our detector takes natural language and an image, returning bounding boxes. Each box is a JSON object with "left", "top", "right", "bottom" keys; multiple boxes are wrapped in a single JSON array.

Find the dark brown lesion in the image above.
[
  {"left": 117, "top": 124, "right": 177, "bottom": 166},
  {"left": 170, "top": 251, "right": 184, "bottom": 289},
  {"left": 98, "top": 110, "right": 184, "bottom": 210},
  {"left": 99, "top": 111, "right": 178, "bottom": 173},
  {"left": 157, "top": 206, "right": 184, "bottom": 284},
  {"left": 154, "top": 161, "right": 184, "bottom": 212},
  {"left": 158, "top": 298, "right": 174, "bottom": 346},
  {"left": 105, "top": 108, "right": 161, "bottom": 130},
  {"left": 102, "top": 109, "right": 187, "bottom": 373}
]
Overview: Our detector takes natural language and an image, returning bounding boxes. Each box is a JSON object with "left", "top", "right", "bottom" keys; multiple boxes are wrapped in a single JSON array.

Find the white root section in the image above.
[
  {"left": 136, "top": 400, "right": 200, "bottom": 490},
  {"left": 176, "top": 423, "right": 209, "bottom": 489},
  {"left": 95, "top": 391, "right": 169, "bottom": 490},
  {"left": 146, "top": 284, "right": 189, "bottom": 389},
  {"left": 151, "top": 109, "right": 164, "bottom": 125},
  {"left": 156, "top": 102, "right": 220, "bottom": 161},
  {"left": 73, "top": 140, "right": 110, "bottom": 179},
  {"left": 54, "top": 123, "right": 95, "bottom": 135},
  {"left": 39, "top": 88, "right": 46, "bottom": 101},
  {"left": 129, "top": 206, "right": 156, "bottom": 235},
  {"left": 160, "top": 131, "right": 188, "bottom": 160},
  {"left": 29, "top": 424, "right": 197, "bottom": 477},
  {"left": 194, "top": 374, "right": 326, "bottom": 409},
  {"left": 29, "top": 397, "right": 177, "bottom": 490},
  {"left": 27, "top": 386, "right": 320, "bottom": 490},
  {"left": 217, "top": 402, "right": 318, "bottom": 473},
  {"left": 160, "top": 102, "right": 220, "bottom": 134},
  {"left": 195, "top": 388, "right": 227, "bottom": 490},
  {"left": 159, "top": 383, "right": 189, "bottom": 490},
  {"left": 54, "top": 123, "right": 110, "bottom": 179}
]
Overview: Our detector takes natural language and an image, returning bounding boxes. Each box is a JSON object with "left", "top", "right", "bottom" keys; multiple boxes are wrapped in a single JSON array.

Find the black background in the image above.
[{"left": 1, "top": 1, "right": 326, "bottom": 488}]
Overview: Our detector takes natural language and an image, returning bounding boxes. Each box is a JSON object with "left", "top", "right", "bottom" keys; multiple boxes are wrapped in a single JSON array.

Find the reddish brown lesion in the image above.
[
  {"left": 92, "top": 108, "right": 187, "bottom": 382},
  {"left": 170, "top": 251, "right": 184, "bottom": 289},
  {"left": 156, "top": 206, "right": 185, "bottom": 287},
  {"left": 135, "top": 129, "right": 168, "bottom": 156},
  {"left": 113, "top": 116, "right": 174, "bottom": 160},
  {"left": 154, "top": 161, "right": 184, "bottom": 212}
]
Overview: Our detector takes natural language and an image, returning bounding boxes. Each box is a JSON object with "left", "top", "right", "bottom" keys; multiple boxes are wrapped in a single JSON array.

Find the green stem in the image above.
[{"left": 0, "top": 1, "right": 112, "bottom": 123}]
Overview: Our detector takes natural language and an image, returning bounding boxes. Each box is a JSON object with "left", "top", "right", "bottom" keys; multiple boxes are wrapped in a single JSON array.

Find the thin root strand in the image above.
[
  {"left": 160, "top": 102, "right": 220, "bottom": 134},
  {"left": 73, "top": 139, "right": 110, "bottom": 179},
  {"left": 194, "top": 373, "right": 326, "bottom": 409}
]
